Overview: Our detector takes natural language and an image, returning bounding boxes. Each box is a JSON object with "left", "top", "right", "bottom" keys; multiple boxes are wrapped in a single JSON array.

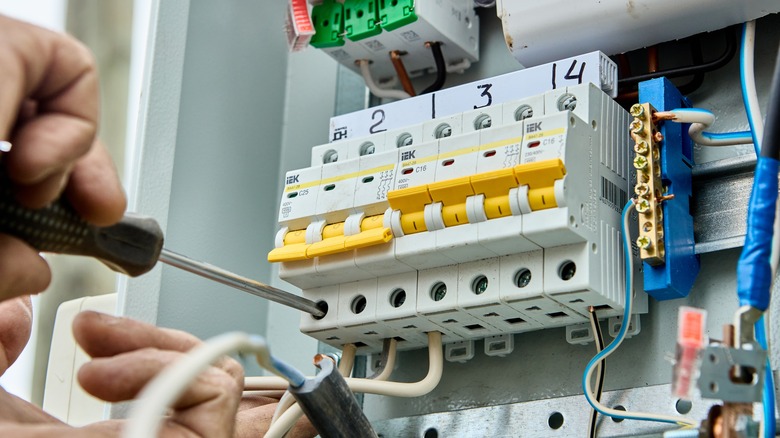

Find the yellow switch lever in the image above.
[
  {"left": 514, "top": 159, "right": 566, "bottom": 211},
  {"left": 470, "top": 168, "right": 517, "bottom": 219},
  {"left": 388, "top": 185, "right": 432, "bottom": 234}
]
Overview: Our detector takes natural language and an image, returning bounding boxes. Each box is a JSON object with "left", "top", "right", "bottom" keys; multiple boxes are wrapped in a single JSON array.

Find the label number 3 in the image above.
[{"left": 473, "top": 83, "right": 493, "bottom": 109}]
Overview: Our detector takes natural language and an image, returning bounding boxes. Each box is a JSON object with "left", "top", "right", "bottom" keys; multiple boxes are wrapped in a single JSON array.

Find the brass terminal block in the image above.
[{"left": 630, "top": 103, "right": 665, "bottom": 266}]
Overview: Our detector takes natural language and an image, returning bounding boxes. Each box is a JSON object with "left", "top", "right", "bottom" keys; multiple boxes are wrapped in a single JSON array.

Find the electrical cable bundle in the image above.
[{"left": 735, "top": 20, "right": 780, "bottom": 438}]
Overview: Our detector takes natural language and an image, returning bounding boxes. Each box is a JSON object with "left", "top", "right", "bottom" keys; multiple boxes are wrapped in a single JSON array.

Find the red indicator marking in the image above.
[
  {"left": 442, "top": 159, "right": 455, "bottom": 167},
  {"left": 528, "top": 141, "right": 541, "bottom": 148},
  {"left": 402, "top": 168, "right": 413, "bottom": 175},
  {"left": 483, "top": 150, "right": 496, "bottom": 157}
]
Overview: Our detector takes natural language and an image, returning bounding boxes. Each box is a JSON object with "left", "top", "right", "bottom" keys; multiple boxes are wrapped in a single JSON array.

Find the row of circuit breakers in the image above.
[{"left": 269, "top": 67, "right": 650, "bottom": 353}]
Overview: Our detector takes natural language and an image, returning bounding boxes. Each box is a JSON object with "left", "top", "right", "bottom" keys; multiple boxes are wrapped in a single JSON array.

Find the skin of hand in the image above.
[
  {"left": 0, "top": 306, "right": 316, "bottom": 437},
  {"left": 0, "top": 14, "right": 126, "bottom": 303}
]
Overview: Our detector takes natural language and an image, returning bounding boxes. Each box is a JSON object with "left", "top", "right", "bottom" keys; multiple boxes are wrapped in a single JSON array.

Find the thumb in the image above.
[{"left": 0, "top": 296, "right": 33, "bottom": 375}]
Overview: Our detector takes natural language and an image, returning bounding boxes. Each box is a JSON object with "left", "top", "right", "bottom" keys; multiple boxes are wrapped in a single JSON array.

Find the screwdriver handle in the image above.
[{"left": 0, "top": 182, "right": 164, "bottom": 277}]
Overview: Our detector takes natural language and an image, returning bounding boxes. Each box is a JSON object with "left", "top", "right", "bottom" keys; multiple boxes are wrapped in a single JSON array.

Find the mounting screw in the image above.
[
  {"left": 654, "top": 131, "right": 664, "bottom": 143},
  {"left": 634, "top": 141, "right": 649, "bottom": 155},
  {"left": 636, "top": 236, "right": 652, "bottom": 250},
  {"left": 635, "top": 199, "right": 651, "bottom": 214},
  {"left": 630, "top": 119, "right": 644, "bottom": 135},
  {"left": 633, "top": 155, "right": 648, "bottom": 170},
  {"left": 629, "top": 104, "right": 645, "bottom": 118}
]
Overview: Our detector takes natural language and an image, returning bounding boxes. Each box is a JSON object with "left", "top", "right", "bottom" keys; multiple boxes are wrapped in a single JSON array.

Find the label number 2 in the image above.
[
  {"left": 369, "top": 109, "right": 387, "bottom": 134},
  {"left": 473, "top": 83, "right": 493, "bottom": 109},
  {"left": 551, "top": 59, "right": 586, "bottom": 89}
]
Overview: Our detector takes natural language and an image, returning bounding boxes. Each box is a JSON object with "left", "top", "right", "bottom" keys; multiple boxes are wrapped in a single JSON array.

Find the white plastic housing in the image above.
[{"left": 496, "top": 0, "right": 780, "bottom": 66}]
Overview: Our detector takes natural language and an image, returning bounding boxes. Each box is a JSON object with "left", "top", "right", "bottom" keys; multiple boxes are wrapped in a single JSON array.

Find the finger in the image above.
[
  {"left": 0, "top": 17, "right": 99, "bottom": 185},
  {"left": 73, "top": 311, "right": 201, "bottom": 358},
  {"left": 73, "top": 312, "right": 245, "bottom": 382},
  {"left": 64, "top": 140, "right": 126, "bottom": 226},
  {"left": 12, "top": 169, "right": 69, "bottom": 209},
  {"left": 0, "top": 235, "right": 50, "bottom": 303},
  {"left": 78, "top": 348, "right": 241, "bottom": 437},
  {"left": 0, "top": 423, "right": 111, "bottom": 437},
  {"left": 0, "top": 296, "right": 33, "bottom": 374}
]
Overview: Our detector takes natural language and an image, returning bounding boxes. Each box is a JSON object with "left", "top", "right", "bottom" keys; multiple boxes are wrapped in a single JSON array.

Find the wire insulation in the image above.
[
  {"left": 123, "top": 332, "right": 305, "bottom": 438},
  {"left": 588, "top": 308, "right": 605, "bottom": 438},
  {"left": 741, "top": 21, "right": 764, "bottom": 154},
  {"left": 582, "top": 201, "right": 697, "bottom": 427},
  {"left": 390, "top": 51, "right": 416, "bottom": 96},
  {"left": 655, "top": 109, "right": 753, "bottom": 146},
  {"left": 421, "top": 42, "right": 446, "bottom": 94},
  {"left": 358, "top": 60, "right": 411, "bottom": 100},
  {"left": 369, "top": 338, "right": 398, "bottom": 381},
  {"left": 245, "top": 332, "right": 443, "bottom": 397}
]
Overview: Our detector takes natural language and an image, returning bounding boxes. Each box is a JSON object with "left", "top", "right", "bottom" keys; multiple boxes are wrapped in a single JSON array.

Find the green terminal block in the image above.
[
  {"left": 378, "top": 0, "right": 417, "bottom": 32},
  {"left": 344, "top": 0, "right": 381, "bottom": 41},
  {"left": 310, "top": 0, "right": 345, "bottom": 49}
]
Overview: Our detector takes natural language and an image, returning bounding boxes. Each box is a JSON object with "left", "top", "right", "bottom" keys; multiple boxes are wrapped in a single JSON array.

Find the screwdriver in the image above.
[{"left": 0, "top": 176, "right": 326, "bottom": 318}]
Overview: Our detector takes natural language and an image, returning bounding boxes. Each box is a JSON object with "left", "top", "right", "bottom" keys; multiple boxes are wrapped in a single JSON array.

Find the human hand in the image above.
[
  {"left": 0, "top": 15, "right": 126, "bottom": 303},
  {"left": 73, "top": 311, "right": 316, "bottom": 438}
]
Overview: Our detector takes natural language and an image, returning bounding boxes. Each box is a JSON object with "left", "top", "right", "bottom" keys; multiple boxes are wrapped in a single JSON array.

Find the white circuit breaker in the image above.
[
  {"left": 312, "top": 0, "right": 480, "bottom": 83},
  {"left": 269, "top": 53, "right": 647, "bottom": 353}
]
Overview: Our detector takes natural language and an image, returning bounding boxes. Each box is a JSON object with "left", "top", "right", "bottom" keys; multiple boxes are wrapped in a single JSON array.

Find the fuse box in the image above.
[{"left": 269, "top": 57, "right": 648, "bottom": 352}]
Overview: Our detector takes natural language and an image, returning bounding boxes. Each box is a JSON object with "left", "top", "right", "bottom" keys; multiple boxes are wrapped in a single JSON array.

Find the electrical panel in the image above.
[
  {"left": 269, "top": 54, "right": 649, "bottom": 353},
  {"left": 305, "top": 0, "right": 479, "bottom": 83}
]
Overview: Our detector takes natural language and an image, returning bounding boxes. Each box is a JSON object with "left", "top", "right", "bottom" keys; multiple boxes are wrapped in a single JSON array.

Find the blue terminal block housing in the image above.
[{"left": 637, "top": 78, "right": 701, "bottom": 300}]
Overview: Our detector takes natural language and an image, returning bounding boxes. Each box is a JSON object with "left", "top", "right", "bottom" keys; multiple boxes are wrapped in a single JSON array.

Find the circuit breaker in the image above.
[{"left": 269, "top": 52, "right": 648, "bottom": 353}]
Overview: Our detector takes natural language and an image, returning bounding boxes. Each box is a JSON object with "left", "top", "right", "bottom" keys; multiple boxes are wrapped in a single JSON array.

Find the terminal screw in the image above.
[
  {"left": 629, "top": 104, "right": 645, "bottom": 118},
  {"left": 633, "top": 155, "right": 648, "bottom": 170},
  {"left": 636, "top": 236, "right": 652, "bottom": 250},
  {"left": 634, "top": 141, "right": 649, "bottom": 155},
  {"left": 635, "top": 199, "right": 651, "bottom": 214},
  {"left": 654, "top": 131, "right": 664, "bottom": 143},
  {"left": 630, "top": 119, "right": 644, "bottom": 135},
  {"left": 634, "top": 183, "right": 650, "bottom": 197}
]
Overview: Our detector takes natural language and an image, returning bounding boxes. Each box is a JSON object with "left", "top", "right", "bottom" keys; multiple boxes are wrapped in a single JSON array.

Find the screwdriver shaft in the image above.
[{"left": 159, "top": 249, "right": 324, "bottom": 318}]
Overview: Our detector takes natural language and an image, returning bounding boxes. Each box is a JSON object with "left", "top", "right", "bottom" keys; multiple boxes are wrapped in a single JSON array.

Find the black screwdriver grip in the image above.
[{"left": 0, "top": 183, "right": 164, "bottom": 277}]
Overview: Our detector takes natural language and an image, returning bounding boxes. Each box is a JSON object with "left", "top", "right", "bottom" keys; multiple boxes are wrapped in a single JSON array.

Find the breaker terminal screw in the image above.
[
  {"left": 630, "top": 119, "right": 644, "bottom": 135},
  {"left": 635, "top": 199, "right": 651, "bottom": 214},
  {"left": 431, "top": 283, "right": 447, "bottom": 302},
  {"left": 634, "top": 183, "right": 650, "bottom": 197},
  {"left": 636, "top": 236, "right": 652, "bottom": 250},
  {"left": 634, "top": 141, "right": 649, "bottom": 155},
  {"left": 633, "top": 155, "right": 648, "bottom": 170},
  {"left": 629, "top": 104, "right": 645, "bottom": 118}
]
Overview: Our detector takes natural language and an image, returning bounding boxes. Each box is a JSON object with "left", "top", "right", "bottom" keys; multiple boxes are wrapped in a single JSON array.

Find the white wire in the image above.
[
  {"left": 246, "top": 331, "right": 443, "bottom": 396},
  {"left": 655, "top": 109, "right": 753, "bottom": 146},
  {"left": 582, "top": 202, "right": 697, "bottom": 427},
  {"left": 372, "top": 338, "right": 398, "bottom": 381},
  {"left": 266, "top": 402, "right": 305, "bottom": 438},
  {"left": 358, "top": 59, "right": 411, "bottom": 100},
  {"left": 123, "top": 332, "right": 301, "bottom": 438},
  {"left": 742, "top": 21, "right": 765, "bottom": 147}
]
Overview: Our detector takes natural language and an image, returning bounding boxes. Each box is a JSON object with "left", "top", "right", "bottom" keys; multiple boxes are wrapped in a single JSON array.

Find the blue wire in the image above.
[
  {"left": 740, "top": 22, "right": 762, "bottom": 154},
  {"left": 740, "top": 21, "right": 776, "bottom": 436},
  {"left": 757, "top": 318, "right": 777, "bottom": 438},
  {"left": 271, "top": 355, "right": 307, "bottom": 388},
  {"left": 581, "top": 201, "right": 681, "bottom": 424}
]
